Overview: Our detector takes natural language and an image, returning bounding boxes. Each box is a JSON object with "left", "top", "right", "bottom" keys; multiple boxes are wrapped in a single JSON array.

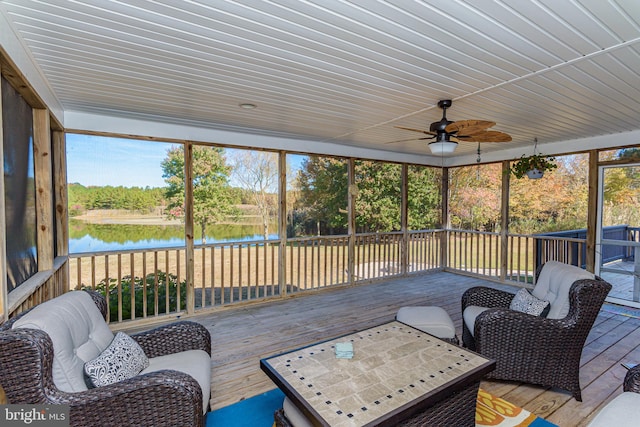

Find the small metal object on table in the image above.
[{"left": 260, "top": 321, "right": 495, "bottom": 427}]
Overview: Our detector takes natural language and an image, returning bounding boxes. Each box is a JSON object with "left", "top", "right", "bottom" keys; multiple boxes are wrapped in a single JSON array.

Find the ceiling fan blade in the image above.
[
  {"left": 395, "top": 126, "right": 437, "bottom": 136},
  {"left": 445, "top": 120, "right": 495, "bottom": 135},
  {"left": 385, "top": 136, "right": 435, "bottom": 144},
  {"left": 457, "top": 130, "right": 512, "bottom": 142}
]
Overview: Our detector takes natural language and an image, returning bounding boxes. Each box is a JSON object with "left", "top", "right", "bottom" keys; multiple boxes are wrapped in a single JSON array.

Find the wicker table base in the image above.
[{"left": 274, "top": 381, "right": 480, "bottom": 427}]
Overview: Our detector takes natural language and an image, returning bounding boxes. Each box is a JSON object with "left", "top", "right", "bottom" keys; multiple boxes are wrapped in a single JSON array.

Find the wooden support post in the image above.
[
  {"left": 33, "top": 108, "right": 53, "bottom": 272},
  {"left": 53, "top": 131, "right": 69, "bottom": 258},
  {"left": 500, "top": 161, "right": 510, "bottom": 282},
  {"left": 53, "top": 130, "right": 69, "bottom": 297},
  {"left": 278, "top": 151, "right": 287, "bottom": 296},
  {"left": 184, "top": 142, "right": 195, "bottom": 314},
  {"left": 348, "top": 158, "right": 356, "bottom": 284},
  {"left": 586, "top": 150, "right": 598, "bottom": 273},
  {"left": 0, "top": 72, "right": 6, "bottom": 322},
  {"left": 401, "top": 164, "right": 408, "bottom": 275},
  {"left": 440, "top": 167, "right": 449, "bottom": 270}
]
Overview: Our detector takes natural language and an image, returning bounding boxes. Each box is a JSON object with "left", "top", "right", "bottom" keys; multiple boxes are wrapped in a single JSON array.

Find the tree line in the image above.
[{"left": 69, "top": 146, "right": 639, "bottom": 239}]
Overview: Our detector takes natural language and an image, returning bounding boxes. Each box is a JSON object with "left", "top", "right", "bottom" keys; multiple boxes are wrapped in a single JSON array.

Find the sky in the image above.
[
  {"left": 66, "top": 133, "right": 306, "bottom": 188},
  {"left": 66, "top": 134, "right": 173, "bottom": 187}
]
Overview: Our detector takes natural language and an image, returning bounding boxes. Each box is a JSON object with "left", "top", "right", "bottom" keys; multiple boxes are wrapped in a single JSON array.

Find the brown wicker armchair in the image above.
[
  {"left": 625, "top": 365, "right": 640, "bottom": 393},
  {"left": 0, "top": 290, "right": 212, "bottom": 427},
  {"left": 461, "top": 262, "right": 611, "bottom": 401}
]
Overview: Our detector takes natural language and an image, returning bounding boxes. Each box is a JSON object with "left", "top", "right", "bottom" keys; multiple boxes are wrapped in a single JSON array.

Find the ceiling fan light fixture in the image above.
[{"left": 428, "top": 140, "right": 458, "bottom": 155}]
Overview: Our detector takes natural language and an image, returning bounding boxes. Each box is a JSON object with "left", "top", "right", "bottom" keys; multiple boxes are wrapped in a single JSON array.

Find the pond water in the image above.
[{"left": 69, "top": 219, "right": 278, "bottom": 253}]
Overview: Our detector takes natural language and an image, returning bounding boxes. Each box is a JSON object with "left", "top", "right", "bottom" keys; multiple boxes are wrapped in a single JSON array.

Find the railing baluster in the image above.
[
  {"left": 117, "top": 254, "right": 122, "bottom": 323},
  {"left": 220, "top": 246, "right": 225, "bottom": 304},
  {"left": 142, "top": 253, "right": 147, "bottom": 318}
]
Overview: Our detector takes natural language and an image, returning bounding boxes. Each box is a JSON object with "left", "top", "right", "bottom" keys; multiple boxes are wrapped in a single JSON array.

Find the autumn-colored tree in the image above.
[
  {"left": 602, "top": 164, "right": 640, "bottom": 227},
  {"left": 449, "top": 164, "right": 501, "bottom": 231},
  {"left": 161, "top": 145, "right": 234, "bottom": 244}
]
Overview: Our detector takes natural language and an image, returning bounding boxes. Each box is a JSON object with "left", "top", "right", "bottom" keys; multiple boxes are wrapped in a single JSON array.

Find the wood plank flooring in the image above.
[{"left": 135, "top": 271, "right": 640, "bottom": 426}]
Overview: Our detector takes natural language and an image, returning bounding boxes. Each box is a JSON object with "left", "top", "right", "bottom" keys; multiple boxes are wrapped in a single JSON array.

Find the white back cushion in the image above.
[
  {"left": 463, "top": 305, "right": 490, "bottom": 337},
  {"left": 13, "top": 291, "right": 114, "bottom": 392},
  {"left": 531, "top": 261, "right": 595, "bottom": 319}
]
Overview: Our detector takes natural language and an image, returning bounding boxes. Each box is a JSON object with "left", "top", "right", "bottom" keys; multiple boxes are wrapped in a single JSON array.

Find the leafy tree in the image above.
[
  {"left": 294, "top": 158, "right": 441, "bottom": 235},
  {"left": 161, "top": 145, "right": 234, "bottom": 244},
  {"left": 509, "top": 154, "right": 588, "bottom": 233},
  {"left": 408, "top": 165, "right": 442, "bottom": 229},
  {"left": 228, "top": 150, "right": 278, "bottom": 240},
  {"left": 354, "top": 160, "right": 402, "bottom": 232},
  {"left": 295, "top": 156, "right": 348, "bottom": 235}
]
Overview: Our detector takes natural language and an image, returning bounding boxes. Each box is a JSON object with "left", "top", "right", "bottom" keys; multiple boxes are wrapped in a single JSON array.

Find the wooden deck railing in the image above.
[
  {"left": 447, "top": 230, "right": 586, "bottom": 285},
  {"left": 447, "top": 230, "right": 502, "bottom": 278},
  {"left": 69, "top": 230, "right": 444, "bottom": 325},
  {"left": 69, "top": 228, "right": 590, "bottom": 326}
]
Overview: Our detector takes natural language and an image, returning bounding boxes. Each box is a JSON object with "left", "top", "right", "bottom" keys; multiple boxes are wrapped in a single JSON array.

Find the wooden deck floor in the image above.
[{"left": 161, "top": 271, "right": 640, "bottom": 426}]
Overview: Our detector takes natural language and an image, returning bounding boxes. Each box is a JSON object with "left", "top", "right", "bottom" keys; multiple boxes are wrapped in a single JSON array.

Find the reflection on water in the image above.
[{"left": 69, "top": 219, "right": 278, "bottom": 253}]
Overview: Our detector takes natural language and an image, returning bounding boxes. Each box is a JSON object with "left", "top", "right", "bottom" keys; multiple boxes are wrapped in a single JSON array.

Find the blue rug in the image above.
[
  {"left": 206, "top": 388, "right": 557, "bottom": 427},
  {"left": 206, "top": 388, "right": 285, "bottom": 427}
]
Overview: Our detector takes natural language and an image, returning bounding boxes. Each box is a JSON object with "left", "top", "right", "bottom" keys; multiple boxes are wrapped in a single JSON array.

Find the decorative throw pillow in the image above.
[
  {"left": 509, "top": 288, "right": 551, "bottom": 317},
  {"left": 84, "top": 332, "right": 149, "bottom": 387}
]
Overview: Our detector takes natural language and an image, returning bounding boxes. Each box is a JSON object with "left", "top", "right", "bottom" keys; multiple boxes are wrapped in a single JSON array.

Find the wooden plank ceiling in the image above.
[{"left": 1, "top": 0, "right": 640, "bottom": 162}]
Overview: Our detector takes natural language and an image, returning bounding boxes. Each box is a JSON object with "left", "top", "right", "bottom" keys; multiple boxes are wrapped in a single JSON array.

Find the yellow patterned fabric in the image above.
[{"left": 476, "top": 388, "right": 539, "bottom": 426}]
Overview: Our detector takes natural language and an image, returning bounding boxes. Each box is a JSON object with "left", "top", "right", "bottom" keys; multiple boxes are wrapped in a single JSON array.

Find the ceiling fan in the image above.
[{"left": 390, "top": 99, "right": 512, "bottom": 155}]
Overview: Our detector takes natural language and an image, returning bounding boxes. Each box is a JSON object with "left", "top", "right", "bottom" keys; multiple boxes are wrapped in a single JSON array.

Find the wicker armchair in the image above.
[
  {"left": 0, "top": 290, "right": 212, "bottom": 427},
  {"left": 625, "top": 364, "right": 640, "bottom": 393},
  {"left": 461, "top": 262, "right": 611, "bottom": 401}
]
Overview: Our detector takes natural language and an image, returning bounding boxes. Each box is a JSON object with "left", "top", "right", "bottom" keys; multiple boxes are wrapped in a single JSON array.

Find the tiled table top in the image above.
[{"left": 261, "top": 321, "right": 494, "bottom": 427}]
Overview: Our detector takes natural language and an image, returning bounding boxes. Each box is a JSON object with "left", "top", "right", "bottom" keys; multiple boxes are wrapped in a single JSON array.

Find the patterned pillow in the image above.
[
  {"left": 84, "top": 332, "right": 149, "bottom": 387},
  {"left": 509, "top": 288, "right": 551, "bottom": 317}
]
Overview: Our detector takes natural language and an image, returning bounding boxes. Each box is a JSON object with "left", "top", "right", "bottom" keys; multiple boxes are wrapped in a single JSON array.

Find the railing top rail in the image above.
[
  {"left": 69, "top": 238, "right": 278, "bottom": 258},
  {"left": 286, "top": 234, "right": 350, "bottom": 242},
  {"left": 448, "top": 229, "right": 500, "bottom": 236},
  {"left": 509, "top": 233, "right": 586, "bottom": 243},
  {"left": 355, "top": 231, "right": 404, "bottom": 238},
  {"left": 70, "top": 245, "right": 187, "bottom": 258},
  {"left": 601, "top": 238, "right": 640, "bottom": 248}
]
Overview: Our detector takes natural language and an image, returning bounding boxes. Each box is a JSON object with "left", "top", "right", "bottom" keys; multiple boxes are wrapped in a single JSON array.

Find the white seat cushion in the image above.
[
  {"left": 141, "top": 349, "right": 211, "bottom": 414},
  {"left": 587, "top": 392, "right": 640, "bottom": 427},
  {"left": 532, "top": 261, "right": 595, "bottom": 319},
  {"left": 463, "top": 305, "right": 490, "bottom": 337},
  {"left": 396, "top": 306, "right": 456, "bottom": 339},
  {"left": 12, "top": 291, "right": 114, "bottom": 392}
]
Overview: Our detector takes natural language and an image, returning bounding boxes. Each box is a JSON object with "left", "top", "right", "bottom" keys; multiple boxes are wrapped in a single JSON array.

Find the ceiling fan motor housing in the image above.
[{"left": 430, "top": 99, "right": 453, "bottom": 133}]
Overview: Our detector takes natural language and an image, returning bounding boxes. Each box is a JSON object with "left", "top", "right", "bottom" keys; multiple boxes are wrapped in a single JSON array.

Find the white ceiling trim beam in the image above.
[
  {"left": 447, "top": 129, "right": 640, "bottom": 167},
  {"left": 64, "top": 110, "right": 440, "bottom": 165}
]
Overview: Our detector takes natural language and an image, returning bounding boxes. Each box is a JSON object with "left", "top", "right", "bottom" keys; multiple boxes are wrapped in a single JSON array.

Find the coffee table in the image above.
[{"left": 260, "top": 320, "right": 495, "bottom": 427}]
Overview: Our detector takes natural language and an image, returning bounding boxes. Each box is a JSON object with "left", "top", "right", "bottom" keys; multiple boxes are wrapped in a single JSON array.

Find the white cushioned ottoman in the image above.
[
  {"left": 396, "top": 306, "right": 459, "bottom": 344},
  {"left": 587, "top": 392, "right": 640, "bottom": 427}
]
